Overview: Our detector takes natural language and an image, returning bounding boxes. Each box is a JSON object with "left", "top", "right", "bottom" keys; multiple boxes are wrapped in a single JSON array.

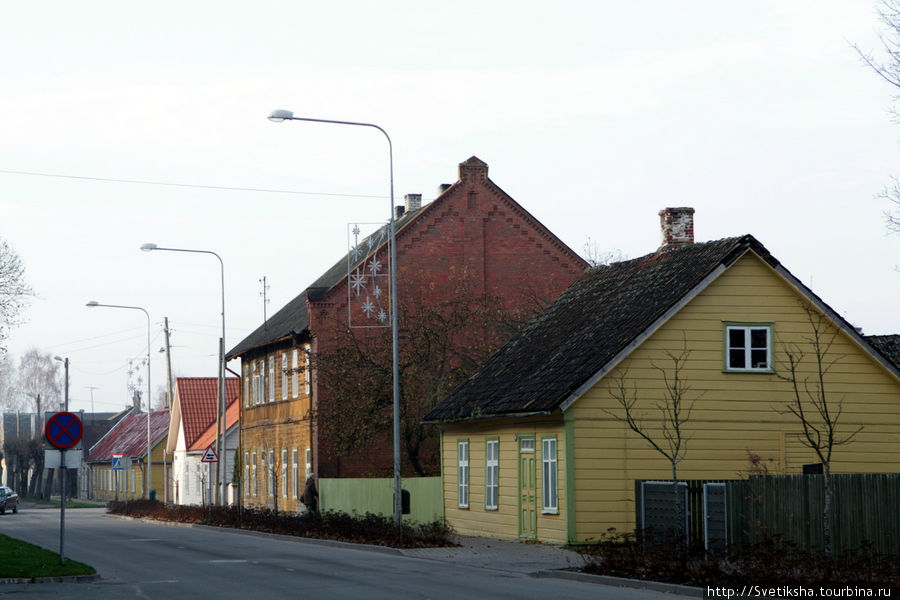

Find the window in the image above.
[
  {"left": 305, "top": 448, "right": 312, "bottom": 478},
  {"left": 485, "top": 439, "right": 499, "bottom": 510},
  {"left": 251, "top": 452, "right": 257, "bottom": 497},
  {"left": 304, "top": 347, "right": 311, "bottom": 396},
  {"left": 457, "top": 440, "right": 469, "bottom": 508},
  {"left": 542, "top": 437, "right": 558, "bottom": 513},
  {"left": 244, "top": 452, "right": 249, "bottom": 497},
  {"left": 726, "top": 324, "right": 772, "bottom": 372},
  {"left": 281, "top": 354, "right": 288, "bottom": 401},
  {"left": 243, "top": 364, "right": 250, "bottom": 408},
  {"left": 292, "top": 449, "right": 299, "bottom": 499},
  {"left": 268, "top": 449, "right": 275, "bottom": 497},
  {"left": 268, "top": 357, "right": 275, "bottom": 402},
  {"left": 292, "top": 350, "right": 299, "bottom": 398},
  {"left": 251, "top": 362, "right": 259, "bottom": 405},
  {"left": 281, "top": 449, "right": 288, "bottom": 498}
]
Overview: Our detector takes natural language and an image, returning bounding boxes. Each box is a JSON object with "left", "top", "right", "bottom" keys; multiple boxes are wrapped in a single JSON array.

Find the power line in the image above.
[{"left": 0, "top": 168, "right": 388, "bottom": 200}]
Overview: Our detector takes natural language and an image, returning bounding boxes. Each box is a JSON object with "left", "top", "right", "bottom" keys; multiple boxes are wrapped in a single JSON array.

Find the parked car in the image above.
[{"left": 0, "top": 486, "right": 18, "bottom": 514}]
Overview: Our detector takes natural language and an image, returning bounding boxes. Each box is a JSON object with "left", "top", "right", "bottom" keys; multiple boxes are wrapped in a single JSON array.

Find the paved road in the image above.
[{"left": 0, "top": 505, "right": 678, "bottom": 599}]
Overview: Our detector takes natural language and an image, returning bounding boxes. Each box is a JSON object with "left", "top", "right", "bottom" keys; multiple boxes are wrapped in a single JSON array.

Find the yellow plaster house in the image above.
[{"left": 425, "top": 208, "right": 900, "bottom": 544}]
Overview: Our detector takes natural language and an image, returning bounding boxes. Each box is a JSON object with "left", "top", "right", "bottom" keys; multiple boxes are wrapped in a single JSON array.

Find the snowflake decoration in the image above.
[
  {"left": 377, "top": 309, "right": 388, "bottom": 323},
  {"left": 373, "top": 285, "right": 382, "bottom": 299},
  {"left": 350, "top": 272, "right": 367, "bottom": 296},
  {"left": 361, "top": 297, "right": 376, "bottom": 318},
  {"left": 368, "top": 257, "right": 382, "bottom": 275}
]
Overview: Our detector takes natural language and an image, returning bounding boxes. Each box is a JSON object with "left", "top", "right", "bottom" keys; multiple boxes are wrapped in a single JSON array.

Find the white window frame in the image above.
[
  {"left": 292, "top": 350, "right": 299, "bottom": 398},
  {"left": 541, "top": 437, "right": 558, "bottom": 513},
  {"left": 251, "top": 452, "right": 257, "bottom": 497},
  {"left": 304, "top": 347, "right": 311, "bottom": 396},
  {"left": 305, "top": 448, "right": 312, "bottom": 478},
  {"left": 281, "top": 449, "right": 288, "bottom": 498},
  {"left": 244, "top": 452, "right": 249, "bottom": 497},
  {"left": 485, "top": 439, "right": 499, "bottom": 511},
  {"left": 292, "top": 448, "right": 299, "bottom": 499},
  {"left": 251, "top": 362, "right": 259, "bottom": 405},
  {"left": 268, "top": 449, "right": 275, "bottom": 497},
  {"left": 268, "top": 357, "right": 275, "bottom": 402},
  {"left": 281, "top": 353, "right": 288, "bottom": 401},
  {"left": 243, "top": 364, "right": 250, "bottom": 408},
  {"left": 458, "top": 440, "right": 469, "bottom": 509},
  {"left": 725, "top": 323, "right": 773, "bottom": 372}
]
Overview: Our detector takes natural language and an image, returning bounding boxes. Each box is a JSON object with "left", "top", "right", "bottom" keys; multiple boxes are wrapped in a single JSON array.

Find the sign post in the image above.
[{"left": 45, "top": 412, "right": 83, "bottom": 566}]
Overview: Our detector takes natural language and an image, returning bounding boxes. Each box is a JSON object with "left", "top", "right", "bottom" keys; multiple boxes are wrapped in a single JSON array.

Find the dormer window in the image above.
[{"left": 725, "top": 323, "right": 773, "bottom": 372}]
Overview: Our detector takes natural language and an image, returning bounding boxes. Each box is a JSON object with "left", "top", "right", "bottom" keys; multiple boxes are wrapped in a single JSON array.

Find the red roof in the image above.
[
  {"left": 191, "top": 399, "right": 240, "bottom": 452},
  {"left": 87, "top": 410, "right": 170, "bottom": 461},
  {"left": 176, "top": 377, "right": 239, "bottom": 448}
]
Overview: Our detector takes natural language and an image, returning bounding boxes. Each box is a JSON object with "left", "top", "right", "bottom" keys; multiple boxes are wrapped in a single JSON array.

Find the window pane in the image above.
[
  {"left": 751, "top": 349, "right": 768, "bottom": 369},
  {"left": 750, "top": 328, "right": 768, "bottom": 349},
  {"left": 728, "top": 328, "right": 745, "bottom": 348},
  {"left": 729, "top": 349, "right": 745, "bottom": 369}
]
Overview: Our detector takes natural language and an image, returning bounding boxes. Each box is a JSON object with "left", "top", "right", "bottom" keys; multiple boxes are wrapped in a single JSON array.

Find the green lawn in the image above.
[{"left": 0, "top": 534, "right": 96, "bottom": 579}]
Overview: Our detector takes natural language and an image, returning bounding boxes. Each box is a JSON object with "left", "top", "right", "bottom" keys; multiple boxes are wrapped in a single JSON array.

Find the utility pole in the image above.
[
  {"left": 163, "top": 317, "right": 174, "bottom": 410},
  {"left": 259, "top": 276, "right": 270, "bottom": 329}
]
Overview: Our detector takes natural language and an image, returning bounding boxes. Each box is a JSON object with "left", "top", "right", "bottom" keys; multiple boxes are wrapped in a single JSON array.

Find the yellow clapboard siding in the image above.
[{"left": 568, "top": 253, "right": 900, "bottom": 541}]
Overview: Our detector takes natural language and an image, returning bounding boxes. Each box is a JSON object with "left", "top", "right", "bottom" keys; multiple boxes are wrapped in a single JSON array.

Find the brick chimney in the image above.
[
  {"left": 658, "top": 207, "right": 695, "bottom": 247},
  {"left": 458, "top": 156, "right": 488, "bottom": 183},
  {"left": 404, "top": 193, "right": 422, "bottom": 213}
]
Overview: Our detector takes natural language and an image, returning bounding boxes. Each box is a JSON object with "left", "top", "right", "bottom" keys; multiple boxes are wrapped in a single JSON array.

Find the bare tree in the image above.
[
  {"left": 18, "top": 348, "right": 61, "bottom": 413},
  {"left": 582, "top": 236, "right": 626, "bottom": 267},
  {"left": 0, "top": 239, "right": 32, "bottom": 355},
  {"left": 778, "top": 304, "right": 863, "bottom": 557},
  {"left": 605, "top": 340, "right": 699, "bottom": 540},
  {"left": 315, "top": 268, "right": 540, "bottom": 477},
  {"left": 0, "top": 353, "right": 27, "bottom": 411},
  {"left": 854, "top": 1, "right": 900, "bottom": 235}
]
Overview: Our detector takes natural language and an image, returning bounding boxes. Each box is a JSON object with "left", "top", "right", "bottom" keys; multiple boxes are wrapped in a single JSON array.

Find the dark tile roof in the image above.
[
  {"left": 865, "top": 335, "right": 900, "bottom": 370},
  {"left": 424, "top": 235, "right": 777, "bottom": 423},
  {"left": 226, "top": 208, "right": 423, "bottom": 359},
  {"left": 87, "top": 409, "right": 170, "bottom": 462}
]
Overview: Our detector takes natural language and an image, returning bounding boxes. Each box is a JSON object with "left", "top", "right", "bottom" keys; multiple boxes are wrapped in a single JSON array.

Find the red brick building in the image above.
[{"left": 227, "top": 156, "right": 587, "bottom": 512}]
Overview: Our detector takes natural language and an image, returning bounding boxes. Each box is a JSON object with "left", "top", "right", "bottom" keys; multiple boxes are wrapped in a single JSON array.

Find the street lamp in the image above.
[
  {"left": 268, "top": 108, "right": 402, "bottom": 528},
  {"left": 86, "top": 301, "right": 153, "bottom": 500},
  {"left": 141, "top": 243, "right": 227, "bottom": 505},
  {"left": 53, "top": 356, "right": 69, "bottom": 411}
]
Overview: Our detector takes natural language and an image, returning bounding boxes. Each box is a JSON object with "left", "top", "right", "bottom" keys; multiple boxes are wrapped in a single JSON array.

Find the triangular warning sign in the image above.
[{"left": 201, "top": 445, "right": 219, "bottom": 463}]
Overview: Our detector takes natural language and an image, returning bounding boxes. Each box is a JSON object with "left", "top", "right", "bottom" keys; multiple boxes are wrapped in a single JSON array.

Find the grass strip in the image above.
[{"left": 0, "top": 534, "right": 96, "bottom": 579}]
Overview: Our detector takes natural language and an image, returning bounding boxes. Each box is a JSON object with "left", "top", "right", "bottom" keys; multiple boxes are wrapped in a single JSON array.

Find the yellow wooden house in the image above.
[
  {"left": 86, "top": 409, "right": 170, "bottom": 501},
  {"left": 425, "top": 208, "right": 900, "bottom": 544}
]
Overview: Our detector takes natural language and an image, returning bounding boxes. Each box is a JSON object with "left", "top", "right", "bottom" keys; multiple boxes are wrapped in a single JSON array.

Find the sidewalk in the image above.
[{"left": 399, "top": 535, "right": 584, "bottom": 573}]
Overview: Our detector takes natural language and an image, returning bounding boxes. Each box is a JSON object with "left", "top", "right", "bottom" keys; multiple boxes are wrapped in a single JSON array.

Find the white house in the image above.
[{"left": 167, "top": 377, "right": 239, "bottom": 505}]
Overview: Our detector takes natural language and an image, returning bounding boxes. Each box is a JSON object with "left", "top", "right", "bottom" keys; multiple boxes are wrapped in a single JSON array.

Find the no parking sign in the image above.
[{"left": 45, "top": 412, "right": 83, "bottom": 450}]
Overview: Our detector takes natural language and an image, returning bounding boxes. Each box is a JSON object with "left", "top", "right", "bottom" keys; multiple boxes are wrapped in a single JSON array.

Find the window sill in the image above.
[
  {"left": 485, "top": 507, "right": 498, "bottom": 512},
  {"left": 723, "top": 368, "right": 774, "bottom": 374},
  {"left": 541, "top": 509, "right": 559, "bottom": 515}
]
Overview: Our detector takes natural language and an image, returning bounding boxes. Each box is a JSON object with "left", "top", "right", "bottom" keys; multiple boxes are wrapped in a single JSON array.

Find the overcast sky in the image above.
[{"left": 1, "top": 1, "right": 898, "bottom": 415}]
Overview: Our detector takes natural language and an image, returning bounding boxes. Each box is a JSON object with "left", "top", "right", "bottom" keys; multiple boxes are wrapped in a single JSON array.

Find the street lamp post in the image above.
[
  {"left": 86, "top": 301, "right": 153, "bottom": 500},
  {"left": 268, "top": 108, "right": 402, "bottom": 528},
  {"left": 141, "top": 243, "right": 227, "bottom": 505}
]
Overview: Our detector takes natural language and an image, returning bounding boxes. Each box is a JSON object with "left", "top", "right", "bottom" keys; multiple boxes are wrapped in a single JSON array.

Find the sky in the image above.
[{"left": 1, "top": 1, "right": 898, "bottom": 415}]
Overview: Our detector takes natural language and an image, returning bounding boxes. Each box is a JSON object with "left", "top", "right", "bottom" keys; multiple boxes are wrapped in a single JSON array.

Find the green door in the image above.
[{"left": 519, "top": 436, "right": 536, "bottom": 539}]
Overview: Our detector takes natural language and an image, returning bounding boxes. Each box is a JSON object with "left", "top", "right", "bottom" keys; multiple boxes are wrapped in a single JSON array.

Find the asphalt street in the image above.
[{"left": 0, "top": 505, "right": 682, "bottom": 599}]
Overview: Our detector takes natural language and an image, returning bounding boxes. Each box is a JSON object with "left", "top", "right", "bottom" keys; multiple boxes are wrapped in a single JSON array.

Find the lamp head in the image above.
[
  {"left": 54, "top": 355, "right": 63, "bottom": 362},
  {"left": 140, "top": 243, "right": 157, "bottom": 251},
  {"left": 86, "top": 301, "right": 99, "bottom": 307},
  {"left": 268, "top": 109, "right": 294, "bottom": 123}
]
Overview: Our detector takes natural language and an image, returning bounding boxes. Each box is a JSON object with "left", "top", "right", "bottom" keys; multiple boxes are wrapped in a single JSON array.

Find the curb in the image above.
[
  {"left": 533, "top": 569, "right": 704, "bottom": 597},
  {"left": 0, "top": 573, "right": 101, "bottom": 585}
]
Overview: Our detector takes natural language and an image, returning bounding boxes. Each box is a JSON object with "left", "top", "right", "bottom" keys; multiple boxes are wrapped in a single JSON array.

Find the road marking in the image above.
[
  {"left": 209, "top": 560, "right": 248, "bottom": 564},
  {"left": 130, "top": 538, "right": 162, "bottom": 542}
]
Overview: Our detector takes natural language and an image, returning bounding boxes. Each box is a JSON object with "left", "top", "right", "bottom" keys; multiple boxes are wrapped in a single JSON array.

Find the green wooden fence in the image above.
[{"left": 726, "top": 474, "right": 900, "bottom": 555}]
